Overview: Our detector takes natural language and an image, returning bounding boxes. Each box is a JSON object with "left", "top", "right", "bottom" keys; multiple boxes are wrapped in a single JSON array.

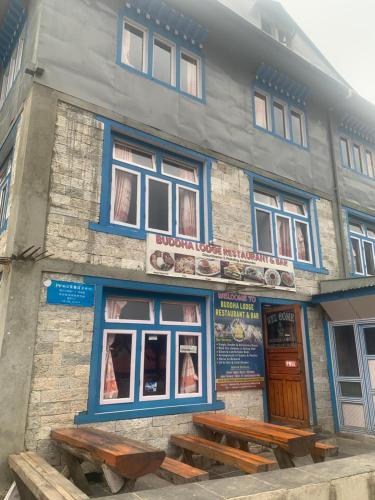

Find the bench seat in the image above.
[{"left": 155, "top": 457, "right": 209, "bottom": 484}]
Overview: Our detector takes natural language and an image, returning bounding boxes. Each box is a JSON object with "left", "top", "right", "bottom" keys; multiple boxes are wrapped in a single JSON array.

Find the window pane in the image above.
[
  {"left": 14, "top": 37, "right": 24, "bottom": 75},
  {"left": 181, "top": 53, "right": 198, "bottom": 97},
  {"left": 113, "top": 143, "right": 154, "bottom": 169},
  {"left": 273, "top": 102, "right": 286, "bottom": 138},
  {"left": 143, "top": 333, "right": 167, "bottom": 397},
  {"left": 153, "top": 38, "right": 173, "bottom": 84},
  {"left": 112, "top": 169, "right": 138, "bottom": 226},
  {"left": 284, "top": 199, "right": 305, "bottom": 215},
  {"left": 342, "top": 403, "right": 365, "bottom": 427},
  {"left": 333, "top": 324, "right": 359, "bottom": 377},
  {"left": 261, "top": 18, "right": 273, "bottom": 35},
  {"left": 340, "top": 382, "right": 362, "bottom": 398},
  {"left": 256, "top": 210, "right": 273, "bottom": 253},
  {"left": 351, "top": 238, "right": 363, "bottom": 274},
  {"left": 106, "top": 297, "right": 151, "bottom": 321},
  {"left": 123, "top": 22, "right": 145, "bottom": 71},
  {"left": 353, "top": 145, "right": 363, "bottom": 172},
  {"left": 366, "top": 151, "right": 374, "bottom": 177},
  {"left": 148, "top": 179, "right": 170, "bottom": 232},
  {"left": 178, "top": 335, "right": 199, "bottom": 394},
  {"left": 254, "top": 190, "right": 278, "bottom": 207},
  {"left": 340, "top": 138, "right": 351, "bottom": 167},
  {"left": 364, "top": 327, "right": 375, "bottom": 355},
  {"left": 161, "top": 302, "right": 200, "bottom": 323},
  {"left": 349, "top": 220, "right": 363, "bottom": 234},
  {"left": 0, "top": 185, "right": 6, "bottom": 226},
  {"left": 291, "top": 111, "right": 303, "bottom": 145},
  {"left": 296, "top": 222, "right": 311, "bottom": 262},
  {"left": 254, "top": 93, "right": 268, "bottom": 129},
  {"left": 367, "top": 227, "right": 375, "bottom": 239},
  {"left": 162, "top": 159, "right": 198, "bottom": 182},
  {"left": 364, "top": 241, "right": 375, "bottom": 275},
  {"left": 178, "top": 187, "right": 198, "bottom": 238},
  {"left": 277, "top": 216, "right": 292, "bottom": 258},
  {"left": 266, "top": 309, "right": 297, "bottom": 347},
  {"left": 103, "top": 333, "right": 133, "bottom": 400}
]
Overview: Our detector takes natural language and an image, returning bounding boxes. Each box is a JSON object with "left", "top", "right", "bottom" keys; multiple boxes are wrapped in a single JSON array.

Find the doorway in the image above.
[{"left": 263, "top": 304, "right": 310, "bottom": 427}]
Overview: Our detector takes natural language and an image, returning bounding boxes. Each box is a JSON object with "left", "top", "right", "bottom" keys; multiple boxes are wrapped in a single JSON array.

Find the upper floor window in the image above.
[
  {"left": 349, "top": 216, "right": 375, "bottom": 276},
  {"left": 252, "top": 184, "right": 319, "bottom": 268},
  {"left": 119, "top": 17, "right": 203, "bottom": 100},
  {"left": 340, "top": 136, "right": 375, "bottom": 179},
  {"left": 254, "top": 89, "right": 307, "bottom": 148},
  {"left": 0, "top": 31, "right": 24, "bottom": 108},
  {"left": 261, "top": 17, "right": 290, "bottom": 46},
  {"left": 0, "top": 153, "right": 12, "bottom": 233}
]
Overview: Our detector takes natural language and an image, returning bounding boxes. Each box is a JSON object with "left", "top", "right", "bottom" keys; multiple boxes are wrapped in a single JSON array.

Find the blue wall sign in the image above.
[{"left": 46, "top": 280, "right": 95, "bottom": 307}]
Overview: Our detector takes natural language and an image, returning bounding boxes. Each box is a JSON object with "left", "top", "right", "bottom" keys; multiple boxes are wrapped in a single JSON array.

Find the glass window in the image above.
[
  {"left": 366, "top": 151, "right": 374, "bottom": 178},
  {"left": 333, "top": 324, "right": 360, "bottom": 377},
  {"left": 0, "top": 184, "right": 7, "bottom": 228},
  {"left": 177, "top": 334, "right": 200, "bottom": 395},
  {"left": 266, "top": 309, "right": 297, "bottom": 347},
  {"left": 364, "top": 327, "right": 375, "bottom": 355},
  {"left": 177, "top": 186, "right": 199, "bottom": 239},
  {"left": 349, "top": 220, "right": 364, "bottom": 234},
  {"left": 364, "top": 241, "right": 375, "bottom": 275},
  {"left": 180, "top": 52, "right": 199, "bottom": 97},
  {"left": 142, "top": 332, "right": 169, "bottom": 398},
  {"left": 351, "top": 238, "right": 363, "bottom": 274},
  {"left": 295, "top": 221, "right": 311, "bottom": 262},
  {"left": 0, "top": 156, "right": 11, "bottom": 229},
  {"left": 273, "top": 102, "right": 288, "bottom": 138},
  {"left": 353, "top": 144, "right": 363, "bottom": 172},
  {"left": 261, "top": 18, "right": 273, "bottom": 35},
  {"left": 106, "top": 297, "right": 153, "bottom": 322},
  {"left": 254, "top": 92, "right": 269, "bottom": 130},
  {"left": 162, "top": 159, "right": 198, "bottom": 183},
  {"left": 340, "top": 382, "right": 362, "bottom": 398},
  {"left": 111, "top": 167, "right": 139, "bottom": 227},
  {"left": 102, "top": 331, "right": 134, "bottom": 401},
  {"left": 276, "top": 216, "right": 292, "bottom": 258},
  {"left": 147, "top": 178, "right": 171, "bottom": 232},
  {"left": 0, "top": 33, "right": 24, "bottom": 108},
  {"left": 122, "top": 21, "right": 146, "bottom": 72},
  {"left": 160, "top": 302, "right": 201, "bottom": 324},
  {"left": 113, "top": 142, "right": 155, "bottom": 170},
  {"left": 284, "top": 199, "right": 306, "bottom": 215},
  {"left": 153, "top": 37, "right": 174, "bottom": 85},
  {"left": 254, "top": 190, "right": 278, "bottom": 207},
  {"left": 256, "top": 209, "right": 273, "bottom": 254},
  {"left": 367, "top": 227, "right": 375, "bottom": 239},
  {"left": 340, "top": 138, "right": 351, "bottom": 167},
  {"left": 291, "top": 110, "right": 304, "bottom": 146}
]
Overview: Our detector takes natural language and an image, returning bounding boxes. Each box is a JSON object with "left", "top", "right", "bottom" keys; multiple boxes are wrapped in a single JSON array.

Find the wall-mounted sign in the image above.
[
  {"left": 46, "top": 280, "right": 95, "bottom": 307},
  {"left": 214, "top": 292, "right": 264, "bottom": 391},
  {"left": 146, "top": 235, "right": 296, "bottom": 291},
  {"left": 285, "top": 360, "right": 298, "bottom": 368}
]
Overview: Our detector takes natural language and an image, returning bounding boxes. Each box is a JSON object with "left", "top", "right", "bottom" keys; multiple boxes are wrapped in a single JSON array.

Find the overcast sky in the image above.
[{"left": 280, "top": 0, "right": 375, "bottom": 104}]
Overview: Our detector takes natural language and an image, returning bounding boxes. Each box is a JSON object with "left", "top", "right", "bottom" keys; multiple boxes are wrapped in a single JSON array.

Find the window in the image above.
[
  {"left": 253, "top": 184, "right": 315, "bottom": 266},
  {"left": 0, "top": 32, "right": 24, "bottom": 108},
  {"left": 0, "top": 154, "right": 12, "bottom": 232},
  {"left": 261, "top": 18, "right": 273, "bottom": 35},
  {"left": 366, "top": 151, "right": 375, "bottom": 178},
  {"left": 349, "top": 215, "right": 375, "bottom": 276},
  {"left": 253, "top": 90, "right": 306, "bottom": 147},
  {"left": 340, "top": 138, "right": 351, "bottom": 168},
  {"left": 353, "top": 144, "right": 364, "bottom": 173},
  {"left": 99, "top": 132, "right": 207, "bottom": 242},
  {"left": 340, "top": 136, "right": 375, "bottom": 179},
  {"left": 119, "top": 16, "right": 203, "bottom": 100},
  {"left": 261, "top": 18, "right": 290, "bottom": 46}
]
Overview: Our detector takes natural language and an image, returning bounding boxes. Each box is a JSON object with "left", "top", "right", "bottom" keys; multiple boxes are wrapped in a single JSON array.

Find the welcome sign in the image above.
[{"left": 146, "top": 235, "right": 296, "bottom": 291}]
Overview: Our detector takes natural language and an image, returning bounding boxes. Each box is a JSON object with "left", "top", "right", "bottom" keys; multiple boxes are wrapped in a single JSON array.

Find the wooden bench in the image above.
[
  {"left": 171, "top": 434, "right": 277, "bottom": 474},
  {"left": 155, "top": 457, "right": 209, "bottom": 484},
  {"left": 51, "top": 427, "right": 165, "bottom": 494},
  {"left": 9, "top": 451, "right": 89, "bottom": 500},
  {"left": 311, "top": 442, "right": 338, "bottom": 463}
]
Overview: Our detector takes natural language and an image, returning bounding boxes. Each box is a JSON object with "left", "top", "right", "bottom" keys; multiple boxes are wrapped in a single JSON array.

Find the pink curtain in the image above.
[
  {"left": 114, "top": 144, "right": 134, "bottom": 163},
  {"left": 114, "top": 170, "right": 133, "bottom": 223},
  {"left": 179, "top": 336, "right": 198, "bottom": 394},
  {"left": 179, "top": 189, "right": 197, "bottom": 237},
  {"left": 123, "top": 27, "right": 131, "bottom": 65},
  {"left": 296, "top": 224, "right": 307, "bottom": 260},
  {"left": 277, "top": 218, "right": 292, "bottom": 257},
  {"left": 106, "top": 297, "right": 128, "bottom": 320},
  {"left": 103, "top": 334, "right": 119, "bottom": 399},
  {"left": 186, "top": 60, "right": 197, "bottom": 96}
]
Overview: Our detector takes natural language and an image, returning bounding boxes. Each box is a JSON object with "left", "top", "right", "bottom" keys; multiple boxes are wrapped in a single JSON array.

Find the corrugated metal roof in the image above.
[
  {"left": 318, "top": 277, "right": 375, "bottom": 296},
  {"left": 0, "top": 0, "right": 27, "bottom": 68}
]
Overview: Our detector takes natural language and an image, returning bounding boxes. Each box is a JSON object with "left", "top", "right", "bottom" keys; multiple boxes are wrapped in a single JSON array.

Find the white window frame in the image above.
[
  {"left": 276, "top": 214, "right": 294, "bottom": 260},
  {"left": 0, "top": 32, "right": 24, "bottom": 108},
  {"left": 176, "top": 184, "right": 200, "bottom": 241},
  {"left": 363, "top": 240, "right": 375, "bottom": 276},
  {"left": 145, "top": 176, "right": 173, "bottom": 235},
  {"left": 139, "top": 330, "right": 171, "bottom": 401},
  {"left": 366, "top": 150, "right": 374, "bottom": 178},
  {"left": 290, "top": 108, "right": 307, "bottom": 147},
  {"left": 254, "top": 90, "right": 272, "bottom": 132},
  {"left": 105, "top": 296, "right": 155, "bottom": 324},
  {"left": 255, "top": 207, "right": 274, "bottom": 256},
  {"left": 340, "top": 137, "right": 352, "bottom": 168},
  {"left": 351, "top": 236, "right": 364, "bottom": 275},
  {"left": 159, "top": 301, "right": 202, "bottom": 326},
  {"left": 180, "top": 49, "right": 202, "bottom": 99},
  {"left": 272, "top": 98, "right": 290, "bottom": 140},
  {"left": 112, "top": 141, "right": 156, "bottom": 171},
  {"left": 294, "top": 219, "right": 313, "bottom": 264},
  {"left": 253, "top": 188, "right": 279, "bottom": 208},
  {"left": 100, "top": 329, "right": 137, "bottom": 405},
  {"left": 122, "top": 18, "right": 148, "bottom": 74},
  {"left": 175, "top": 331, "right": 202, "bottom": 399},
  {"left": 353, "top": 143, "right": 364, "bottom": 173},
  {"left": 152, "top": 34, "right": 176, "bottom": 86},
  {"left": 161, "top": 157, "right": 199, "bottom": 185},
  {"left": 349, "top": 222, "right": 364, "bottom": 235},
  {"left": 110, "top": 165, "right": 141, "bottom": 229},
  {"left": 283, "top": 198, "right": 307, "bottom": 217}
]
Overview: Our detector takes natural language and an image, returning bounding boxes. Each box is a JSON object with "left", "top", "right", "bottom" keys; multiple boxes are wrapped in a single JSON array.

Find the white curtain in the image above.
[
  {"left": 123, "top": 27, "right": 131, "bottom": 65},
  {"left": 103, "top": 334, "right": 119, "bottom": 399},
  {"left": 114, "top": 170, "right": 132, "bottom": 223},
  {"left": 179, "top": 189, "right": 197, "bottom": 237},
  {"left": 106, "top": 297, "right": 128, "bottom": 320}
]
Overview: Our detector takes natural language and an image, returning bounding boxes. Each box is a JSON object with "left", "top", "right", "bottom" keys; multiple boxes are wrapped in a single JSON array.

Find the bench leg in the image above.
[
  {"left": 182, "top": 449, "right": 194, "bottom": 466},
  {"left": 311, "top": 453, "right": 325, "bottom": 464},
  {"left": 102, "top": 464, "right": 125, "bottom": 494},
  {"left": 239, "top": 440, "right": 249, "bottom": 452},
  {"left": 62, "top": 452, "right": 92, "bottom": 496},
  {"left": 122, "top": 479, "right": 137, "bottom": 492},
  {"left": 273, "top": 447, "right": 295, "bottom": 469},
  {"left": 13, "top": 475, "right": 35, "bottom": 500}
]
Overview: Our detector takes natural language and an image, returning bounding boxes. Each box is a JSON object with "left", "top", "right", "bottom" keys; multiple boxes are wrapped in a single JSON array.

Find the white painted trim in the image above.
[
  {"left": 161, "top": 158, "right": 199, "bottom": 185},
  {"left": 254, "top": 89, "right": 272, "bottom": 132},
  {"left": 105, "top": 297, "right": 155, "bottom": 324},
  {"left": 122, "top": 17, "right": 148, "bottom": 73},
  {"left": 176, "top": 184, "right": 200, "bottom": 241},
  {"left": 110, "top": 164, "right": 141, "bottom": 228},
  {"left": 175, "top": 331, "right": 203, "bottom": 398},
  {"left": 145, "top": 176, "right": 172, "bottom": 234},
  {"left": 255, "top": 207, "right": 274, "bottom": 255},
  {"left": 100, "top": 329, "right": 137, "bottom": 405},
  {"left": 275, "top": 213, "right": 294, "bottom": 260},
  {"left": 362, "top": 240, "right": 375, "bottom": 276},
  {"left": 112, "top": 141, "right": 156, "bottom": 171},
  {"left": 272, "top": 98, "right": 290, "bottom": 140},
  {"left": 283, "top": 197, "right": 307, "bottom": 217},
  {"left": 294, "top": 219, "right": 313, "bottom": 264},
  {"left": 351, "top": 236, "right": 365, "bottom": 275},
  {"left": 290, "top": 107, "right": 307, "bottom": 147},
  {"left": 152, "top": 33, "right": 176, "bottom": 86},
  {"left": 139, "top": 330, "right": 171, "bottom": 401},
  {"left": 253, "top": 187, "right": 279, "bottom": 208},
  {"left": 180, "top": 48, "right": 202, "bottom": 99},
  {"left": 159, "top": 301, "right": 201, "bottom": 326}
]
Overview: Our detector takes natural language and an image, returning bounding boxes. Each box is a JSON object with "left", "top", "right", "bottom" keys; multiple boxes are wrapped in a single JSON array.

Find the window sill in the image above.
[
  {"left": 74, "top": 400, "right": 225, "bottom": 424},
  {"left": 293, "top": 262, "right": 329, "bottom": 275},
  {"left": 89, "top": 222, "right": 147, "bottom": 240},
  {"left": 254, "top": 124, "right": 309, "bottom": 151}
]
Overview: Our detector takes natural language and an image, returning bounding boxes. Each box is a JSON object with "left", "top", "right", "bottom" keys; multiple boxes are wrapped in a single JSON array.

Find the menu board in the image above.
[
  {"left": 146, "top": 235, "right": 296, "bottom": 291},
  {"left": 214, "top": 293, "right": 264, "bottom": 390}
]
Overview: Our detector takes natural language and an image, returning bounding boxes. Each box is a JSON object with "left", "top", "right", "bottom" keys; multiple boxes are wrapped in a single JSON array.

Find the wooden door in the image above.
[{"left": 263, "top": 305, "right": 310, "bottom": 427}]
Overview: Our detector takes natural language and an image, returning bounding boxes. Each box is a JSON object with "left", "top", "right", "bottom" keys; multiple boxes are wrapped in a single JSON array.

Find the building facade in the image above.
[{"left": 1, "top": 0, "right": 375, "bottom": 493}]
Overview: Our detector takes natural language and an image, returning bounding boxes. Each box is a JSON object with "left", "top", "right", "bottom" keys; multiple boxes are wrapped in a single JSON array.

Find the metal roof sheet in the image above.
[{"left": 0, "top": 0, "right": 27, "bottom": 68}]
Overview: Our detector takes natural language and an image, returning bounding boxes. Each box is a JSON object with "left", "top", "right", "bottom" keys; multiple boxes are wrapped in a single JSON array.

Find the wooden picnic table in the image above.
[
  {"left": 193, "top": 414, "right": 337, "bottom": 468},
  {"left": 51, "top": 427, "right": 166, "bottom": 494}
]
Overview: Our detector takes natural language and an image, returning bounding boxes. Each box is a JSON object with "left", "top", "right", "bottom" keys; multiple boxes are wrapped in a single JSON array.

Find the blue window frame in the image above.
[
  {"left": 90, "top": 118, "right": 213, "bottom": 243},
  {"left": 253, "top": 87, "right": 308, "bottom": 148},
  {"left": 347, "top": 212, "right": 375, "bottom": 276},
  {"left": 249, "top": 175, "right": 326, "bottom": 273},
  {"left": 0, "top": 152, "right": 12, "bottom": 234},
  {"left": 76, "top": 278, "right": 224, "bottom": 423},
  {"left": 117, "top": 10, "right": 204, "bottom": 102},
  {"left": 339, "top": 135, "right": 375, "bottom": 180}
]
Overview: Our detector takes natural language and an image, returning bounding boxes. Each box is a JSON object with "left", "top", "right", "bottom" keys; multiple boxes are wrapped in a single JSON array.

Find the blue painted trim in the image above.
[
  {"left": 324, "top": 320, "right": 340, "bottom": 432},
  {"left": 116, "top": 8, "right": 205, "bottom": 104},
  {"left": 247, "top": 171, "right": 319, "bottom": 201},
  {"left": 339, "top": 132, "right": 375, "bottom": 181},
  {"left": 345, "top": 207, "right": 375, "bottom": 277}
]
